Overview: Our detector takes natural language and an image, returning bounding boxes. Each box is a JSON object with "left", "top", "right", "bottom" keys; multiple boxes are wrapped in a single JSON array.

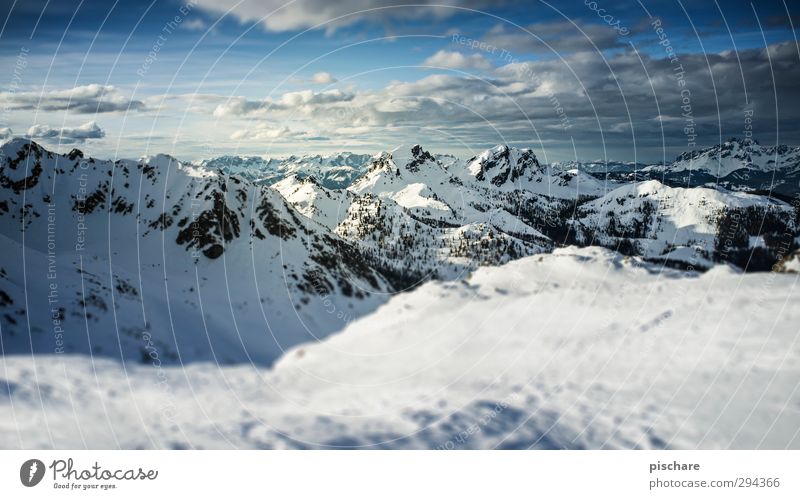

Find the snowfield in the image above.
[{"left": 2, "top": 247, "right": 798, "bottom": 449}]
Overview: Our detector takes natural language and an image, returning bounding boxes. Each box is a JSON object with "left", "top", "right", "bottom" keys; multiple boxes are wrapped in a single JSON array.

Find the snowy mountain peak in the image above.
[
  {"left": 364, "top": 145, "right": 440, "bottom": 177},
  {"left": 139, "top": 153, "right": 181, "bottom": 167},
  {"left": 66, "top": 147, "right": 84, "bottom": 159},
  {"left": 388, "top": 144, "right": 438, "bottom": 172},
  {"left": 466, "top": 144, "right": 540, "bottom": 186},
  {"left": 630, "top": 178, "right": 665, "bottom": 195},
  {"left": 1, "top": 136, "right": 37, "bottom": 150},
  {"left": 728, "top": 136, "right": 759, "bottom": 146},
  {"left": 1, "top": 137, "right": 47, "bottom": 160}
]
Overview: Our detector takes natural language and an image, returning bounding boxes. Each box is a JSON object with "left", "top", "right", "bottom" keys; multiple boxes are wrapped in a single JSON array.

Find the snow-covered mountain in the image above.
[
  {"left": 201, "top": 152, "right": 372, "bottom": 189},
  {"left": 272, "top": 174, "right": 354, "bottom": 230},
  {"left": 197, "top": 154, "right": 282, "bottom": 180},
  {"left": 2, "top": 139, "right": 800, "bottom": 450},
  {"left": 463, "top": 145, "right": 609, "bottom": 198},
  {"left": 634, "top": 138, "right": 800, "bottom": 197},
  {"left": 2, "top": 138, "right": 798, "bottom": 367},
  {"left": 274, "top": 144, "right": 612, "bottom": 286},
  {"left": 571, "top": 179, "right": 798, "bottom": 270},
  {"left": 652, "top": 138, "right": 800, "bottom": 176},
  {"left": 3, "top": 247, "right": 798, "bottom": 449},
  {"left": 0, "top": 138, "right": 390, "bottom": 364},
  {"left": 274, "top": 144, "right": 798, "bottom": 273}
]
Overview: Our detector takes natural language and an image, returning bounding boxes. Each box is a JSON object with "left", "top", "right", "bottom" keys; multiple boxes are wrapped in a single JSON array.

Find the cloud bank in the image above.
[
  {"left": 0, "top": 84, "right": 144, "bottom": 114},
  {"left": 201, "top": 41, "right": 800, "bottom": 157},
  {"left": 423, "top": 50, "right": 493, "bottom": 71},
  {"left": 191, "top": 0, "right": 495, "bottom": 33},
  {"left": 26, "top": 121, "right": 105, "bottom": 143}
]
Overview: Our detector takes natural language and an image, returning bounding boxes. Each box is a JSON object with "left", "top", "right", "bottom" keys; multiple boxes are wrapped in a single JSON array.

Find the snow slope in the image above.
[
  {"left": 0, "top": 138, "right": 390, "bottom": 365},
  {"left": 1, "top": 247, "right": 798, "bottom": 449},
  {"left": 272, "top": 174, "right": 353, "bottom": 230}
]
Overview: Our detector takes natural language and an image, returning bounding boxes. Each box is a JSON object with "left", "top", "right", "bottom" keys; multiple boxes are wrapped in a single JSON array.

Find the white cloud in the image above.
[
  {"left": 311, "top": 72, "right": 337, "bottom": 84},
  {"left": 143, "top": 92, "right": 230, "bottom": 114},
  {"left": 230, "top": 123, "right": 329, "bottom": 142},
  {"left": 191, "top": 0, "right": 494, "bottom": 33},
  {"left": 0, "top": 84, "right": 144, "bottom": 113},
  {"left": 0, "top": 127, "right": 12, "bottom": 140},
  {"left": 374, "top": 99, "right": 418, "bottom": 113},
  {"left": 26, "top": 121, "right": 105, "bottom": 143},
  {"left": 188, "top": 41, "right": 800, "bottom": 155},
  {"left": 231, "top": 124, "right": 294, "bottom": 140},
  {"left": 422, "top": 50, "right": 493, "bottom": 71},
  {"left": 181, "top": 18, "right": 208, "bottom": 31},
  {"left": 213, "top": 89, "right": 355, "bottom": 117},
  {"left": 282, "top": 89, "right": 353, "bottom": 106}
]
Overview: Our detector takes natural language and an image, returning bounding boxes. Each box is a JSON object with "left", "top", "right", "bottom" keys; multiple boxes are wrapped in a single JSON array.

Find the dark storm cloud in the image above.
[
  {"left": 200, "top": 37, "right": 800, "bottom": 159},
  {"left": 482, "top": 21, "right": 626, "bottom": 55}
]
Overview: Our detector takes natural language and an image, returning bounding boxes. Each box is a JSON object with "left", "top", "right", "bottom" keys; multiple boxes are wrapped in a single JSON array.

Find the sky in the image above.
[{"left": 0, "top": 0, "right": 798, "bottom": 163}]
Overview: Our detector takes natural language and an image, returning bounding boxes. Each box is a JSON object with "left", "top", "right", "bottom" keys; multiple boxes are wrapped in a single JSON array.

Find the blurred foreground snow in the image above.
[{"left": 1, "top": 247, "right": 798, "bottom": 449}]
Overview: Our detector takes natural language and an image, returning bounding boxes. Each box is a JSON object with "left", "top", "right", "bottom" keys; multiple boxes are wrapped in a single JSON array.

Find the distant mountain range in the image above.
[
  {"left": 200, "top": 152, "right": 372, "bottom": 189},
  {"left": 550, "top": 159, "right": 647, "bottom": 174},
  {"left": 1, "top": 137, "right": 798, "bottom": 365},
  {"left": 204, "top": 137, "right": 800, "bottom": 198},
  {"left": 560, "top": 138, "right": 800, "bottom": 199}
]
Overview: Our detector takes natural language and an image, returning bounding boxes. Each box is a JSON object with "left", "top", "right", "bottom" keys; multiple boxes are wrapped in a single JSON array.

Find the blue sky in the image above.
[{"left": 0, "top": 0, "right": 798, "bottom": 163}]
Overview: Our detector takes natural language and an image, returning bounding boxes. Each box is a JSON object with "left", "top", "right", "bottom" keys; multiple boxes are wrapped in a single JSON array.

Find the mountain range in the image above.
[
  {"left": 584, "top": 138, "right": 800, "bottom": 199},
  {"left": 200, "top": 152, "right": 372, "bottom": 189},
  {"left": 1, "top": 137, "right": 798, "bottom": 366}
]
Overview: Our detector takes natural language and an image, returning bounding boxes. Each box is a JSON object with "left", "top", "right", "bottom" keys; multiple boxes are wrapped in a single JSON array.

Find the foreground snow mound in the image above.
[{"left": 2, "top": 247, "right": 797, "bottom": 449}]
